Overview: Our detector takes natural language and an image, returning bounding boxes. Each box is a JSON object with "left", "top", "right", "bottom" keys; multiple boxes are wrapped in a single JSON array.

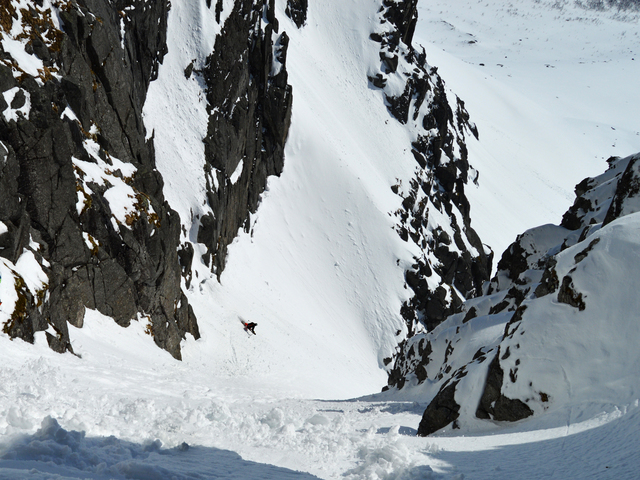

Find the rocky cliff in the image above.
[
  {"left": 197, "top": 0, "right": 293, "bottom": 277},
  {"left": 370, "top": 0, "right": 492, "bottom": 389},
  {"left": 0, "top": 0, "right": 295, "bottom": 359},
  {"left": 0, "top": 0, "right": 199, "bottom": 359}
]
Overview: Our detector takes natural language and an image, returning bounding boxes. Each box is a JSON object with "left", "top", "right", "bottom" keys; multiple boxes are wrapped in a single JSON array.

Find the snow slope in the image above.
[
  {"left": 1, "top": 318, "right": 639, "bottom": 479},
  {"left": 144, "top": 0, "right": 640, "bottom": 401},
  {"left": 414, "top": 0, "right": 640, "bottom": 258},
  {"left": 146, "top": 0, "right": 421, "bottom": 399},
  {"left": 2, "top": 0, "right": 640, "bottom": 478}
]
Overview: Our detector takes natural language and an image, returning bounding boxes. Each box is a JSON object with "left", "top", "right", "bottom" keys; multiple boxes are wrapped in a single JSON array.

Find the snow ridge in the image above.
[{"left": 384, "top": 153, "right": 640, "bottom": 438}]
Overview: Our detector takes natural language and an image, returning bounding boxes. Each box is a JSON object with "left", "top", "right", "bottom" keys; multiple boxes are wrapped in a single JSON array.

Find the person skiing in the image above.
[{"left": 244, "top": 321, "right": 257, "bottom": 335}]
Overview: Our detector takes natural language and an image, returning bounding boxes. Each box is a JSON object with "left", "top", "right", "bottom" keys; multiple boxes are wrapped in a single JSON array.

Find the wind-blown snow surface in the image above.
[{"left": 2, "top": 0, "right": 640, "bottom": 478}]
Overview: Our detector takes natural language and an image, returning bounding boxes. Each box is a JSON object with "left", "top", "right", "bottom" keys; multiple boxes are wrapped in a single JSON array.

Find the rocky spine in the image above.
[
  {"left": 370, "top": 0, "right": 492, "bottom": 390},
  {"left": 197, "top": 0, "right": 293, "bottom": 277}
]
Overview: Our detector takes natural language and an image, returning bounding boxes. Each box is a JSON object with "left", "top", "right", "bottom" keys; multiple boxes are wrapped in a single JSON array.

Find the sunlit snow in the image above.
[{"left": 1, "top": 0, "right": 639, "bottom": 479}]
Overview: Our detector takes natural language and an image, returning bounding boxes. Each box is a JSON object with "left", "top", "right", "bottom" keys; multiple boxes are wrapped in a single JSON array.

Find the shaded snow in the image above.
[{"left": 0, "top": 417, "right": 322, "bottom": 480}]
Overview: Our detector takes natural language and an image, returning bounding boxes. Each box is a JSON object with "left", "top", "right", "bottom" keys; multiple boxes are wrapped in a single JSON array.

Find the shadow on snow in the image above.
[{"left": 0, "top": 417, "right": 320, "bottom": 480}]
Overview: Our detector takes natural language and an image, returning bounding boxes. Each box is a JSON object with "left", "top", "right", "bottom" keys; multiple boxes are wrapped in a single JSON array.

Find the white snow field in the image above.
[
  {"left": 414, "top": 0, "right": 640, "bottom": 259},
  {"left": 2, "top": 0, "right": 640, "bottom": 478}
]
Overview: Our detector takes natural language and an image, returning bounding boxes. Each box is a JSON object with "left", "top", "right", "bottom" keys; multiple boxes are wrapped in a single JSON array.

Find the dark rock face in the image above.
[
  {"left": 417, "top": 380, "right": 461, "bottom": 437},
  {"left": 0, "top": 0, "right": 198, "bottom": 359},
  {"left": 285, "top": 0, "right": 308, "bottom": 28},
  {"left": 475, "top": 350, "right": 533, "bottom": 422},
  {"left": 199, "top": 0, "right": 293, "bottom": 277},
  {"left": 375, "top": 0, "right": 492, "bottom": 390}
]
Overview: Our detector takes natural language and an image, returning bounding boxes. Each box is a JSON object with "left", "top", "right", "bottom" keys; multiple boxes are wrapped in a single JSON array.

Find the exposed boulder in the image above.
[
  {"left": 417, "top": 380, "right": 461, "bottom": 436},
  {"left": 475, "top": 350, "right": 533, "bottom": 422},
  {"left": 557, "top": 275, "right": 586, "bottom": 311}
]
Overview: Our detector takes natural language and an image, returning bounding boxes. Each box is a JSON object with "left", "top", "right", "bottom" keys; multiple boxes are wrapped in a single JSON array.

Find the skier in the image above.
[{"left": 244, "top": 321, "right": 257, "bottom": 335}]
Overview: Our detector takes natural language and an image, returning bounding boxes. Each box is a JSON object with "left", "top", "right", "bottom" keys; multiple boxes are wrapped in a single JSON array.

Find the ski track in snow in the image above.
[{"left": 2, "top": 0, "right": 640, "bottom": 478}]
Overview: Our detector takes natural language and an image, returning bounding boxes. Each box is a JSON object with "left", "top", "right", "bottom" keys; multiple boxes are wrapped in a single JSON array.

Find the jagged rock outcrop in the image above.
[
  {"left": 0, "top": 0, "right": 198, "bottom": 359},
  {"left": 372, "top": 0, "right": 492, "bottom": 389},
  {"left": 198, "top": 0, "right": 293, "bottom": 276},
  {"left": 417, "top": 380, "right": 461, "bottom": 436},
  {"left": 285, "top": 0, "right": 307, "bottom": 28},
  {"left": 398, "top": 152, "right": 640, "bottom": 436}
]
